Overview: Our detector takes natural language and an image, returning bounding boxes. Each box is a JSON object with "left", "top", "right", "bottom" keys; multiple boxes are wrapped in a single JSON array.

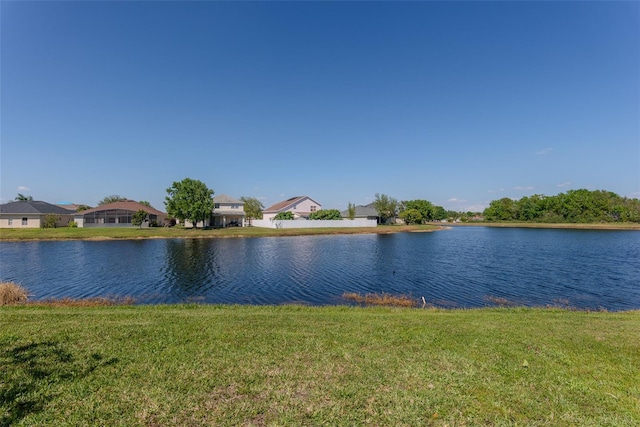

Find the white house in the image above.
[{"left": 262, "top": 196, "right": 322, "bottom": 220}]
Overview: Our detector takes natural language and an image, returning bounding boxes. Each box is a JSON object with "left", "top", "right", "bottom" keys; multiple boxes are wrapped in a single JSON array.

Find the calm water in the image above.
[{"left": 1, "top": 228, "right": 639, "bottom": 310}]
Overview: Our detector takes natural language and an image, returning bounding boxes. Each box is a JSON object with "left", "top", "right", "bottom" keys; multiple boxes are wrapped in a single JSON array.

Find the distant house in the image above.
[
  {"left": 75, "top": 200, "right": 167, "bottom": 228},
  {"left": 212, "top": 194, "right": 245, "bottom": 227},
  {"left": 340, "top": 203, "right": 380, "bottom": 222},
  {"left": 0, "top": 201, "right": 75, "bottom": 228},
  {"left": 262, "top": 196, "right": 322, "bottom": 220}
]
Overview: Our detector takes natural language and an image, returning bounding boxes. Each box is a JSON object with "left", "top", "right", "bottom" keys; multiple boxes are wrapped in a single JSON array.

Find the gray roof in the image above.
[
  {"left": 340, "top": 205, "right": 379, "bottom": 218},
  {"left": 212, "top": 209, "right": 246, "bottom": 216},
  {"left": 214, "top": 194, "right": 244, "bottom": 204},
  {"left": 0, "top": 201, "right": 76, "bottom": 215}
]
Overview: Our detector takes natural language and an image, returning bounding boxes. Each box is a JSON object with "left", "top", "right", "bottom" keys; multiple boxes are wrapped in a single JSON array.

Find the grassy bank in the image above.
[
  {"left": 0, "top": 224, "right": 439, "bottom": 241},
  {"left": 449, "top": 222, "right": 640, "bottom": 230},
  {"left": 2, "top": 222, "right": 638, "bottom": 241},
  {"left": 1, "top": 305, "right": 638, "bottom": 426}
]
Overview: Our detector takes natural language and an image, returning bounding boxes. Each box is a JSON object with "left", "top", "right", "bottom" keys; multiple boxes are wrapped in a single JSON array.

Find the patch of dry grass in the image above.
[
  {"left": 0, "top": 281, "right": 29, "bottom": 305},
  {"left": 343, "top": 291, "right": 417, "bottom": 307}
]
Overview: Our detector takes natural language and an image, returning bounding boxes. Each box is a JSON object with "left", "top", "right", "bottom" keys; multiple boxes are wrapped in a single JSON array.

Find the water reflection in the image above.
[{"left": 162, "top": 239, "right": 222, "bottom": 301}]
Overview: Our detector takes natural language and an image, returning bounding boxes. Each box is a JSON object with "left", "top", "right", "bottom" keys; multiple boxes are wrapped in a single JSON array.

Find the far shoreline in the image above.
[
  {"left": 2, "top": 222, "right": 640, "bottom": 242},
  {"left": 1, "top": 221, "right": 639, "bottom": 241},
  {"left": 443, "top": 222, "right": 640, "bottom": 231}
]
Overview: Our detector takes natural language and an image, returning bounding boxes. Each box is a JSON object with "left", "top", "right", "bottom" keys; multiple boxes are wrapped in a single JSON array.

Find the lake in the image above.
[{"left": 1, "top": 227, "right": 638, "bottom": 310}]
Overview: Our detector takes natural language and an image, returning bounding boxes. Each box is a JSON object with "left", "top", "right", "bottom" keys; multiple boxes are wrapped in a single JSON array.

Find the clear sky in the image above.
[{"left": 1, "top": 1, "right": 638, "bottom": 213}]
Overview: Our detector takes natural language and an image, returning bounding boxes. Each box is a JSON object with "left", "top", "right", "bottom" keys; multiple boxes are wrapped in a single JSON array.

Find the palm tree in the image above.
[{"left": 15, "top": 193, "right": 33, "bottom": 201}]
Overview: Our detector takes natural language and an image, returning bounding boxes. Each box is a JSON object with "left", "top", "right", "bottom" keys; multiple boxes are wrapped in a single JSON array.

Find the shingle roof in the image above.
[
  {"left": 0, "top": 201, "right": 76, "bottom": 215},
  {"left": 340, "top": 205, "right": 379, "bottom": 218},
  {"left": 263, "top": 196, "right": 320, "bottom": 213},
  {"left": 214, "top": 194, "right": 244, "bottom": 204},
  {"left": 79, "top": 201, "right": 166, "bottom": 217}
]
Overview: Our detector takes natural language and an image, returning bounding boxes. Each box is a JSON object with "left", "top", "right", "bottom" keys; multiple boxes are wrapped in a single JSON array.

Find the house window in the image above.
[
  {"left": 310, "top": 206, "right": 317, "bottom": 212},
  {"left": 8, "top": 218, "right": 13, "bottom": 226},
  {"left": 214, "top": 203, "right": 220, "bottom": 209},
  {"left": 232, "top": 204, "right": 239, "bottom": 209},
  {"left": 22, "top": 217, "right": 28, "bottom": 226}
]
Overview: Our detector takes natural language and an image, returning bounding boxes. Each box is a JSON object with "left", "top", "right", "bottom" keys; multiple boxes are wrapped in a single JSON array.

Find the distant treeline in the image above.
[{"left": 483, "top": 189, "right": 640, "bottom": 223}]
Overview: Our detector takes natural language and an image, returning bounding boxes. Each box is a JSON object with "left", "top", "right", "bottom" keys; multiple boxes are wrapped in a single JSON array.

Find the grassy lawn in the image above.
[
  {"left": 1, "top": 305, "right": 638, "bottom": 426},
  {"left": 0, "top": 224, "right": 440, "bottom": 241}
]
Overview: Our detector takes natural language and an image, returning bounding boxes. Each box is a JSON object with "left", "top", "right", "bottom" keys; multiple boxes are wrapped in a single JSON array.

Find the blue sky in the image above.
[{"left": 1, "top": 1, "right": 638, "bottom": 212}]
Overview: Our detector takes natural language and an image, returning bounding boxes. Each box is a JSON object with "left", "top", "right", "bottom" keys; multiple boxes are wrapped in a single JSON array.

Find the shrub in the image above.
[
  {"left": 0, "top": 282, "right": 29, "bottom": 305},
  {"left": 309, "top": 209, "right": 342, "bottom": 220},
  {"left": 273, "top": 211, "right": 294, "bottom": 220},
  {"left": 41, "top": 214, "right": 60, "bottom": 228},
  {"left": 68, "top": 219, "right": 78, "bottom": 228}
]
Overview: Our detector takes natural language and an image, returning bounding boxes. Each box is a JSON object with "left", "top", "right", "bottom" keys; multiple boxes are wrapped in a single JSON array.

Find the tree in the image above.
[
  {"left": 15, "top": 194, "right": 33, "bottom": 201},
  {"left": 76, "top": 204, "right": 91, "bottom": 212},
  {"left": 240, "top": 197, "right": 264, "bottom": 225},
  {"left": 373, "top": 193, "right": 398, "bottom": 224},
  {"left": 432, "top": 205, "right": 448, "bottom": 221},
  {"left": 138, "top": 201, "right": 152, "bottom": 208},
  {"left": 98, "top": 195, "right": 127, "bottom": 206},
  {"left": 401, "top": 199, "right": 435, "bottom": 223},
  {"left": 347, "top": 202, "right": 356, "bottom": 220},
  {"left": 399, "top": 208, "right": 422, "bottom": 225},
  {"left": 484, "top": 198, "right": 516, "bottom": 221},
  {"left": 132, "top": 210, "right": 148, "bottom": 228},
  {"left": 309, "top": 209, "right": 342, "bottom": 220},
  {"left": 165, "top": 178, "right": 214, "bottom": 228},
  {"left": 273, "top": 211, "right": 294, "bottom": 220}
]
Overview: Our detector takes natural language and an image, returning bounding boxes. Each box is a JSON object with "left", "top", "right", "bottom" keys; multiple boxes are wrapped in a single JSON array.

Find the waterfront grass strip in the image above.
[
  {"left": 0, "top": 224, "right": 439, "bottom": 241},
  {"left": 1, "top": 305, "right": 638, "bottom": 426}
]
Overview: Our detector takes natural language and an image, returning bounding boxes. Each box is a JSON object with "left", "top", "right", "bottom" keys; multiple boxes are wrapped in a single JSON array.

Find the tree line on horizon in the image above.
[{"left": 483, "top": 189, "right": 640, "bottom": 223}]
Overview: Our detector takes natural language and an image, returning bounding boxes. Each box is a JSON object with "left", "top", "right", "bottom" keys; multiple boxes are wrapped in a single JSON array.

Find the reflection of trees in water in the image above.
[{"left": 163, "top": 239, "right": 222, "bottom": 299}]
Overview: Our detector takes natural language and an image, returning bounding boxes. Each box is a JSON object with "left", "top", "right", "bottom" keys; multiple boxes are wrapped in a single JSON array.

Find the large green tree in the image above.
[
  {"left": 373, "top": 193, "right": 398, "bottom": 224},
  {"left": 165, "top": 178, "right": 214, "bottom": 228},
  {"left": 240, "top": 197, "right": 264, "bottom": 224},
  {"left": 98, "top": 195, "right": 127, "bottom": 206},
  {"left": 399, "top": 208, "right": 422, "bottom": 225},
  {"left": 484, "top": 197, "right": 517, "bottom": 221},
  {"left": 15, "top": 194, "right": 33, "bottom": 201},
  {"left": 401, "top": 199, "right": 435, "bottom": 223},
  {"left": 309, "top": 209, "right": 342, "bottom": 220}
]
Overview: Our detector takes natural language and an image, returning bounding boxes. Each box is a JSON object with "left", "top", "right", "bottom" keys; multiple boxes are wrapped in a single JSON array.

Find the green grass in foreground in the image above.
[
  {"left": 0, "top": 224, "right": 439, "bottom": 241},
  {"left": 1, "top": 305, "right": 638, "bottom": 426}
]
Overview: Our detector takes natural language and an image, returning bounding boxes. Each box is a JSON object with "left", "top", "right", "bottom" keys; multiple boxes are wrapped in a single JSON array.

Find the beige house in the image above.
[
  {"left": 212, "top": 194, "right": 245, "bottom": 227},
  {"left": 262, "top": 196, "right": 322, "bottom": 220},
  {"left": 0, "top": 201, "right": 75, "bottom": 228}
]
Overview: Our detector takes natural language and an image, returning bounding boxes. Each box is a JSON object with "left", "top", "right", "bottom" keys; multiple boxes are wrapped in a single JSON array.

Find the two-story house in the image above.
[
  {"left": 211, "top": 194, "right": 246, "bottom": 227},
  {"left": 262, "top": 196, "right": 322, "bottom": 220}
]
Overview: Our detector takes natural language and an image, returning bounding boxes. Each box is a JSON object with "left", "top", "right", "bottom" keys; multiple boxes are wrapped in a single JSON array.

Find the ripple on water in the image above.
[{"left": 1, "top": 229, "right": 639, "bottom": 310}]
